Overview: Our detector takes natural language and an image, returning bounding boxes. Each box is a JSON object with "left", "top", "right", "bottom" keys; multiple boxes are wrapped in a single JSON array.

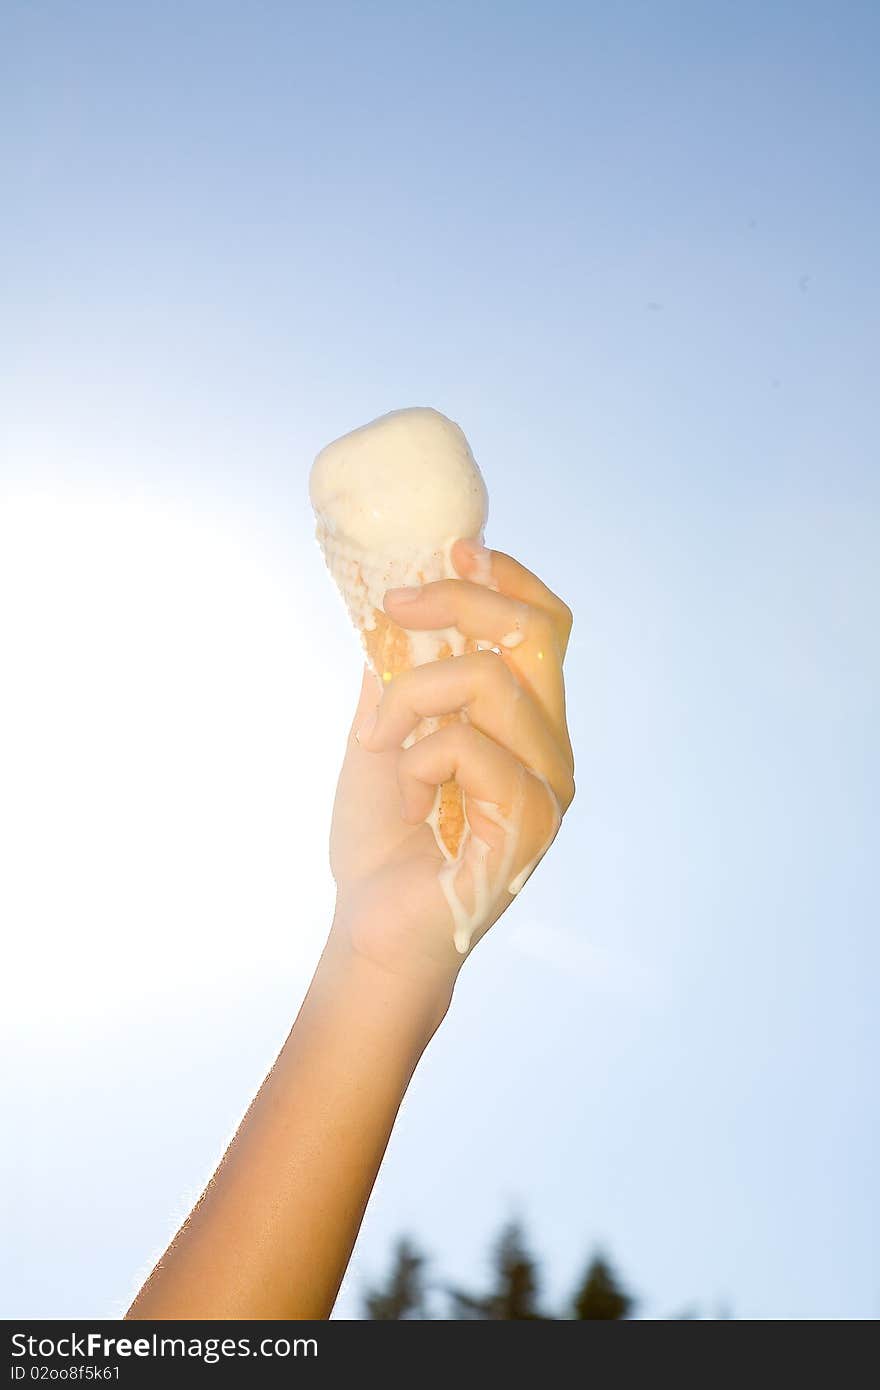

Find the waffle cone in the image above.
[{"left": 317, "top": 527, "right": 474, "bottom": 861}]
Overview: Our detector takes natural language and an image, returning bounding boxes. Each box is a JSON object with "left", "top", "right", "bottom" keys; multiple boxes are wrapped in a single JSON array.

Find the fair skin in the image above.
[{"left": 126, "top": 539, "right": 574, "bottom": 1320}]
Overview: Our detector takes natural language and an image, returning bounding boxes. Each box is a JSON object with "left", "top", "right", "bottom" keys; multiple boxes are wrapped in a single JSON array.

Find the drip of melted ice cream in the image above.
[
  {"left": 311, "top": 406, "right": 558, "bottom": 953},
  {"left": 432, "top": 772, "right": 562, "bottom": 953}
]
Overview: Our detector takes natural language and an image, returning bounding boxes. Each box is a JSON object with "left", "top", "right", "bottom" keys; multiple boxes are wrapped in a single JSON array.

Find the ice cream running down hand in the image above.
[{"left": 310, "top": 406, "right": 491, "bottom": 867}]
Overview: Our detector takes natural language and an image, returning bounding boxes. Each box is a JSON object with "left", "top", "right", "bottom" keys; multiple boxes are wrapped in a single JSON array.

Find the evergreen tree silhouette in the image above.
[
  {"left": 447, "top": 1220, "right": 549, "bottom": 1319},
  {"left": 363, "top": 1238, "right": 428, "bottom": 1320},
  {"left": 571, "top": 1252, "right": 634, "bottom": 1320},
  {"left": 361, "top": 1225, "right": 712, "bottom": 1320}
]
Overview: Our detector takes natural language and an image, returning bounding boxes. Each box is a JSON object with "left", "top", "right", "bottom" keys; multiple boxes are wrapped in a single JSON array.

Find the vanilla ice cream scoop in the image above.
[
  {"left": 310, "top": 405, "right": 490, "bottom": 660},
  {"left": 310, "top": 406, "right": 488, "bottom": 556}
]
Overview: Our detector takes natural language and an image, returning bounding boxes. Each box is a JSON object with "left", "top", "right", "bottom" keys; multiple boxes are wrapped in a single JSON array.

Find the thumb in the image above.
[{"left": 347, "top": 665, "right": 380, "bottom": 741}]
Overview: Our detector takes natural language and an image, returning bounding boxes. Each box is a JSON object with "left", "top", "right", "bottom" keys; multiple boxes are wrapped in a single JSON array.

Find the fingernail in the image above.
[
  {"left": 355, "top": 711, "right": 378, "bottom": 745},
  {"left": 455, "top": 536, "right": 494, "bottom": 586},
  {"left": 385, "top": 585, "right": 421, "bottom": 605}
]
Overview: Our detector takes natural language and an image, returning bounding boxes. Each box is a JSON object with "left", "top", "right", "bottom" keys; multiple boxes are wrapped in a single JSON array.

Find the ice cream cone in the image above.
[
  {"left": 316, "top": 525, "right": 476, "bottom": 859},
  {"left": 310, "top": 407, "right": 489, "bottom": 866}
]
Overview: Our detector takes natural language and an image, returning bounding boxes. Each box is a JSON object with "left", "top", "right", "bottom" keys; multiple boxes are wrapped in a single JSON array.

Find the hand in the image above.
[{"left": 328, "top": 540, "right": 575, "bottom": 991}]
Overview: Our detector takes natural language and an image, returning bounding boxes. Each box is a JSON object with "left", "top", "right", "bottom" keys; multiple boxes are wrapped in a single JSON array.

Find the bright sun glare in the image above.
[{"left": 1, "top": 494, "right": 336, "bottom": 1040}]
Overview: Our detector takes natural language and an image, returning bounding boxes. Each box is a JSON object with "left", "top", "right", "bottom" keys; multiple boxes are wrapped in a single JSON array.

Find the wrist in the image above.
[{"left": 324, "top": 905, "right": 459, "bottom": 1044}]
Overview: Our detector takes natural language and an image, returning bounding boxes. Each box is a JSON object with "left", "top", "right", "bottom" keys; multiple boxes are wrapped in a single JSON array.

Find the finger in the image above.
[
  {"left": 385, "top": 577, "right": 569, "bottom": 731},
  {"left": 397, "top": 721, "right": 520, "bottom": 825},
  {"left": 397, "top": 722, "right": 564, "bottom": 913},
  {"left": 452, "top": 539, "right": 573, "bottom": 657},
  {"left": 347, "top": 664, "right": 379, "bottom": 742},
  {"left": 384, "top": 578, "right": 531, "bottom": 651},
  {"left": 358, "top": 651, "right": 575, "bottom": 805}
]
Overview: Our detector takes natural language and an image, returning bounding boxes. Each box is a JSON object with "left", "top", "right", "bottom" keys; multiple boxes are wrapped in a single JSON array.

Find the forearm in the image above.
[{"left": 126, "top": 924, "right": 456, "bottom": 1320}]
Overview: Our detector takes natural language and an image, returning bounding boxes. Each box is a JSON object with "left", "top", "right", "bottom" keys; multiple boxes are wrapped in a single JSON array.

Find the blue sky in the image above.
[{"left": 2, "top": 1, "right": 877, "bottom": 1319}]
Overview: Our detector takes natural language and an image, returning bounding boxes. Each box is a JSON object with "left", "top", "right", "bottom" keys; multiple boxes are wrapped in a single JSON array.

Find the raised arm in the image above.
[
  {"left": 126, "top": 927, "right": 453, "bottom": 1319},
  {"left": 127, "top": 541, "right": 573, "bottom": 1320}
]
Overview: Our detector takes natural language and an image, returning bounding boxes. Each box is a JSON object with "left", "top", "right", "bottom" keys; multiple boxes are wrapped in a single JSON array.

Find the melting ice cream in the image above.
[{"left": 310, "top": 406, "right": 558, "bottom": 953}]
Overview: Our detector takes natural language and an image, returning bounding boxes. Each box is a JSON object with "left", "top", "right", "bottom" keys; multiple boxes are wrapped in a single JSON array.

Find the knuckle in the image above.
[
  {"left": 557, "top": 600, "right": 574, "bottom": 636},
  {"left": 529, "top": 611, "right": 556, "bottom": 650}
]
